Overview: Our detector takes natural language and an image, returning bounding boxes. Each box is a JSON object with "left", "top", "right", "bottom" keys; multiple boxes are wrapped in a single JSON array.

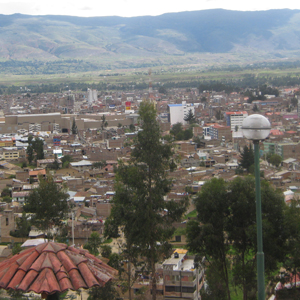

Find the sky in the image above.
[{"left": 0, "top": 0, "right": 300, "bottom": 18}]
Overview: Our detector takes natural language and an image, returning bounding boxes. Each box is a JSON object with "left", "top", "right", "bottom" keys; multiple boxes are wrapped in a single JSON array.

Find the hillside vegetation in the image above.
[{"left": 1, "top": 9, "right": 300, "bottom": 73}]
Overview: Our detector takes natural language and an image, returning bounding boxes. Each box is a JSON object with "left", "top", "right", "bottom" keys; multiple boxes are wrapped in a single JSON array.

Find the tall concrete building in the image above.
[
  {"left": 168, "top": 101, "right": 195, "bottom": 125},
  {"left": 225, "top": 111, "right": 248, "bottom": 132},
  {"left": 87, "top": 89, "right": 98, "bottom": 105}
]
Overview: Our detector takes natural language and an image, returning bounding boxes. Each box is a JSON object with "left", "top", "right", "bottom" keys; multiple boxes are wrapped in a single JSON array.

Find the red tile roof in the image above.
[
  {"left": 0, "top": 242, "right": 117, "bottom": 296},
  {"left": 29, "top": 169, "right": 46, "bottom": 176}
]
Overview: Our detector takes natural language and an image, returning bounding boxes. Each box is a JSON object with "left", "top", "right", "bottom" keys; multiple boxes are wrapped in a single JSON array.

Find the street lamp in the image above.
[{"left": 242, "top": 114, "right": 271, "bottom": 300}]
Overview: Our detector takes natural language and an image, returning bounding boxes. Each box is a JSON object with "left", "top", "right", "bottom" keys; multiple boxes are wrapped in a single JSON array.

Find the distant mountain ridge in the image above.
[{"left": 1, "top": 9, "right": 300, "bottom": 71}]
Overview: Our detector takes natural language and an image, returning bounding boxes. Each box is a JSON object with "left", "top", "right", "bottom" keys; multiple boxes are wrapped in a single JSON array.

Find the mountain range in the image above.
[{"left": 1, "top": 9, "right": 300, "bottom": 72}]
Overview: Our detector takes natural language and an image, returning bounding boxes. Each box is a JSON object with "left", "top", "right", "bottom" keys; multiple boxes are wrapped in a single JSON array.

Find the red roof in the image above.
[
  {"left": 29, "top": 169, "right": 46, "bottom": 176},
  {"left": 0, "top": 242, "right": 117, "bottom": 296},
  {"left": 225, "top": 111, "right": 247, "bottom": 115},
  {"left": 270, "top": 129, "right": 284, "bottom": 136}
]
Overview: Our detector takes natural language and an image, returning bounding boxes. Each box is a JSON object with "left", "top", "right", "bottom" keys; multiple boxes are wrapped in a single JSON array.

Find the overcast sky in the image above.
[{"left": 0, "top": 0, "right": 300, "bottom": 17}]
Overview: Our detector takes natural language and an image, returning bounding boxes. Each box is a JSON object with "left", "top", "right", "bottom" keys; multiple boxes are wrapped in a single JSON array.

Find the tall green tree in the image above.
[
  {"left": 187, "top": 177, "right": 287, "bottom": 300},
  {"left": 26, "top": 136, "right": 45, "bottom": 163},
  {"left": 32, "top": 137, "right": 44, "bottom": 160},
  {"left": 71, "top": 118, "right": 78, "bottom": 135},
  {"left": 239, "top": 145, "right": 254, "bottom": 172},
  {"left": 26, "top": 135, "right": 34, "bottom": 164},
  {"left": 227, "top": 177, "right": 286, "bottom": 300},
  {"left": 101, "top": 115, "right": 108, "bottom": 131},
  {"left": 215, "top": 110, "right": 223, "bottom": 120},
  {"left": 281, "top": 200, "right": 300, "bottom": 297},
  {"left": 187, "top": 178, "right": 231, "bottom": 300},
  {"left": 106, "top": 101, "right": 188, "bottom": 300},
  {"left": 23, "top": 176, "right": 69, "bottom": 233},
  {"left": 184, "top": 108, "right": 196, "bottom": 124}
]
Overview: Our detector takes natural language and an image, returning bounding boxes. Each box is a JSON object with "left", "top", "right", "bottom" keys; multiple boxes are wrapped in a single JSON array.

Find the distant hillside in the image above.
[{"left": 1, "top": 9, "right": 300, "bottom": 73}]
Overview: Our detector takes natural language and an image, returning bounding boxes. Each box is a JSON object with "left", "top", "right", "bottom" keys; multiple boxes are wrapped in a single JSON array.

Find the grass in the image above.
[
  {"left": 103, "top": 238, "right": 113, "bottom": 244},
  {"left": 184, "top": 209, "right": 197, "bottom": 219},
  {"left": 174, "top": 227, "right": 186, "bottom": 236}
]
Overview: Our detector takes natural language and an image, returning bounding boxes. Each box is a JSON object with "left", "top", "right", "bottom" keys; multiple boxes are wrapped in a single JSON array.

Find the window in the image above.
[
  {"left": 6, "top": 218, "right": 8, "bottom": 226},
  {"left": 182, "top": 285, "right": 196, "bottom": 293},
  {"left": 165, "top": 286, "right": 181, "bottom": 292}
]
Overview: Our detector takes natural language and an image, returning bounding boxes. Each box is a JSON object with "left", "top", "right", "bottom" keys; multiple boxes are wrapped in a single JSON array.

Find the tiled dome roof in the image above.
[{"left": 0, "top": 242, "right": 117, "bottom": 295}]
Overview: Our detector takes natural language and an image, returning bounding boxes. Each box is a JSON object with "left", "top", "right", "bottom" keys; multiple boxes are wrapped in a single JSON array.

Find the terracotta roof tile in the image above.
[
  {"left": 18, "top": 269, "right": 39, "bottom": 291},
  {"left": 0, "top": 242, "right": 116, "bottom": 295},
  {"left": 30, "top": 268, "right": 60, "bottom": 294},
  {"left": 7, "top": 269, "right": 26, "bottom": 289},
  {"left": 56, "top": 251, "right": 77, "bottom": 272},
  {"left": 0, "top": 262, "right": 19, "bottom": 288},
  {"left": 68, "top": 269, "right": 88, "bottom": 290}
]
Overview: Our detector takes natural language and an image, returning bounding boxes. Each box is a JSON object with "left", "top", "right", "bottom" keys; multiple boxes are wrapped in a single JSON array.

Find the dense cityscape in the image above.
[{"left": 0, "top": 77, "right": 298, "bottom": 300}]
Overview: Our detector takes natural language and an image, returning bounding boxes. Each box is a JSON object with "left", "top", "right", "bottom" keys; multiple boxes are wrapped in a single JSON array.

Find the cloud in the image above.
[{"left": 81, "top": 6, "right": 93, "bottom": 11}]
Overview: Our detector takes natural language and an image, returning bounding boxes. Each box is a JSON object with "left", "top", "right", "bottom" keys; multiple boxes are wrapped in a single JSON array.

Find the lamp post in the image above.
[{"left": 242, "top": 114, "right": 271, "bottom": 300}]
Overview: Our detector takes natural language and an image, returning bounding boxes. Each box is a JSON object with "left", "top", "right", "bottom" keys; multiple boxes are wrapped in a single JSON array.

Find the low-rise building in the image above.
[{"left": 162, "top": 249, "right": 204, "bottom": 300}]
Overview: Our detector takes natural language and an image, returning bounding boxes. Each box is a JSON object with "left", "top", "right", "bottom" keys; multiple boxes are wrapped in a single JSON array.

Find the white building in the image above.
[
  {"left": 87, "top": 89, "right": 98, "bottom": 105},
  {"left": 168, "top": 101, "right": 195, "bottom": 125},
  {"left": 225, "top": 111, "right": 248, "bottom": 132}
]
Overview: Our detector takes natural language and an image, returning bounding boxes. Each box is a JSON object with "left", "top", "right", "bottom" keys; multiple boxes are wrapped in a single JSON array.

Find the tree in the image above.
[
  {"left": 106, "top": 101, "right": 188, "bottom": 300},
  {"left": 187, "top": 177, "right": 287, "bottom": 300},
  {"left": 71, "top": 118, "right": 78, "bottom": 135},
  {"left": 10, "top": 212, "right": 31, "bottom": 238},
  {"left": 100, "top": 244, "right": 112, "bottom": 258},
  {"left": 12, "top": 243, "right": 23, "bottom": 255},
  {"left": 27, "top": 136, "right": 44, "bottom": 163},
  {"left": 101, "top": 115, "right": 108, "bottom": 131},
  {"left": 291, "top": 97, "right": 298, "bottom": 107},
  {"left": 186, "top": 178, "right": 231, "bottom": 300},
  {"left": 267, "top": 153, "right": 282, "bottom": 167},
  {"left": 170, "top": 122, "right": 184, "bottom": 140},
  {"left": 84, "top": 232, "right": 102, "bottom": 256},
  {"left": 1, "top": 186, "right": 11, "bottom": 198},
  {"left": 26, "top": 135, "right": 34, "bottom": 164},
  {"left": 61, "top": 154, "right": 73, "bottom": 168},
  {"left": 92, "top": 160, "right": 106, "bottom": 169},
  {"left": 281, "top": 200, "right": 300, "bottom": 297},
  {"left": 32, "top": 137, "right": 44, "bottom": 160},
  {"left": 48, "top": 155, "right": 60, "bottom": 170},
  {"left": 158, "top": 86, "right": 167, "bottom": 95},
  {"left": 226, "top": 177, "right": 286, "bottom": 300},
  {"left": 88, "top": 281, "right": 119, "bottom": 300},
  {"left": 184, "top": 109, "right": 196, "bottom": 124},
  {"left": 23, "top": 176, "right": 69, "bottom": 233},
  {"left": 215, "top": 110, "right": 223, "bottom": 120},
  {"left": 129, "top": 124, "right": 135, "bottom": 132},
  {"left": 253, "top": 103, "right": 259, "bottom": 112},
  {"left": 239, "top": 145, "right": 254, "bottom": 172}
]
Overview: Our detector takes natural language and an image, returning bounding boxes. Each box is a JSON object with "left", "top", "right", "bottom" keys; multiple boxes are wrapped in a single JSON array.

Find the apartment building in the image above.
[
  {"left": 263, "top": 141, "right": 300, "bottom": 159},
  {"left": 162, "top": 249, "right": 204, "bottom": 300},
  {"left": 225, "top": 111, "right": 248, "bottom": 132},
  {"left": 1, "top": 147, "right": 19, "bottom": 160}
]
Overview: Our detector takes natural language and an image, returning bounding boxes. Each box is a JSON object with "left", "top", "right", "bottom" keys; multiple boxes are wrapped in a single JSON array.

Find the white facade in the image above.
[
  {"left": 226, "top": 111, "right": 248, "bottom": 132},
  {"left": 168, "top": 101, "right": 195, "bottom": 125},
  {"left": 87, "top": 89, "right": 98, "bottom": 105}
]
